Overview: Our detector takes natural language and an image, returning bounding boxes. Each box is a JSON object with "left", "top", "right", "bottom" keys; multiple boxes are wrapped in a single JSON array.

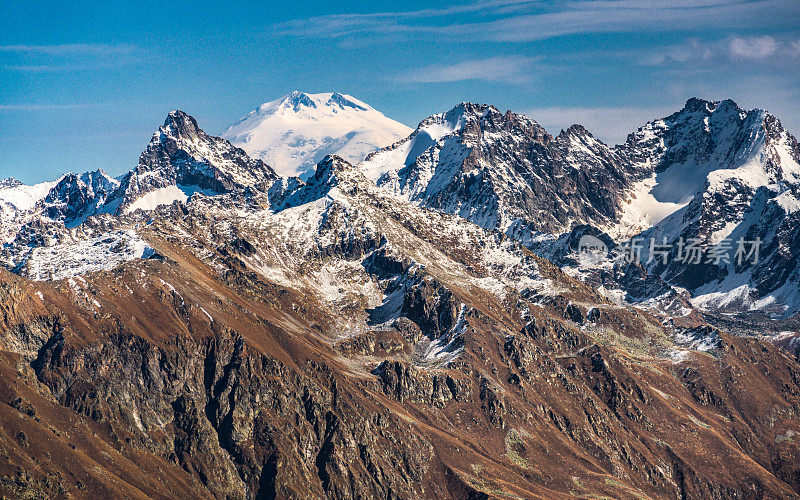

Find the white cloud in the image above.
[
  {"left": 273, "top": 0, "right": 799, "bottom": 43},
  {"left": 523, "top": 106, "right": 674, "bottom": 145},
  {"left": 646, "top": 35, "right": 799, "bottom": 65},
  {"left": 728, "top": 36, "right": 779, "bottom": 58},
  {"left": 273, "top": 1, "right": 535, "bottom": 37},
  {"left": 399, "top": 56, "right": 538, "bottom": 83}
]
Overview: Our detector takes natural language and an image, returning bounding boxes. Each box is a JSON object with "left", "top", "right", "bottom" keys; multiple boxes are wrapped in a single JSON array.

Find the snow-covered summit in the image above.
[
  {"left": 0, "top": 177, "right": 61, "bottom": 212},
  {"left": 613, "top": 97, "right": 799, "bottom": 238},
  {"left": 620, "top": 98, "right": 800, "bottom": 315},
  {"left": 0, "top": 178, "right": 22, "bottom": 190},
  {"left": 620, "top": 98, "right": 774, "bottom": 204},
  {"left": 221, "top": 91, "right": 412, "bottom": 179},
  {"left": 112, "top": 109, "right": 278, "bottom": 213},
  {"left": 359, "top": 101, "right": 632, "bottom": 239}
]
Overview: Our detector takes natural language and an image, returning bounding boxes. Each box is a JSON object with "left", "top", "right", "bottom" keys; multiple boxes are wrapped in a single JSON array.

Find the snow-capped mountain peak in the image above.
[
  {"left": 254, "top": 91, "right": 374, "bottom": 119},
  {"left": 620, "top": 97, "right": 772, "bottom": 204},
  {"left": 111, "top": 110, "right": 278, "bottom": 213},
  {"left": 38, "top": 169, "right": 120, "bottom": 226},
  {"left": 0, "top": 177, "right": 61, "bottom": 212},
  {"left": 359, "top": 100, "right": 630, "bottom": 241},
  {"left": 221, "top": 91, "right": 412, "bottom": 178},
  {"left": 0, "top": 178, "right": 22, "bottom": 189},
  {"left": 159, "top": 109, "right": 203, "bottom": 141}
]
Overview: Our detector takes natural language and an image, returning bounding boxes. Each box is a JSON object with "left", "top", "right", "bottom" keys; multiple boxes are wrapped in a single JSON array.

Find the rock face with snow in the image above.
[
  {"left": 619, "top": 99, "right": 800, "bottom": 315},
  {"left": 360, "top": 102, "right": 640, "bottom": 242},
  {"left": 359, "top": 98, "right": 800, "bottom": 316},
  {"left": 39, "top": 170, "right": 120, "bottom": 226},
  {"left": 113, "top": 110, "right": 279, "bottom": 213},
  {"left": 0, "top": 178, "right": 59, "bottom": 211},
  {"left": 222, "top": 91, "right": 412, "bottom": 178},
  {"left": 6, "top": 98, "right": 800, "bottom": 317},
  {"left": 0, "top": 110, "right": 279, "bottom": 274},
  {"left": 0, "top": 177, "right": 60, "bottom": 238},
  {"left": 545, "top": 99, "right": 800, "bottom": 317}
]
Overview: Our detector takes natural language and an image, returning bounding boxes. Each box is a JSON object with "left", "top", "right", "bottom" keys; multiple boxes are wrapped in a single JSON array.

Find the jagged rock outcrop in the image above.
[
  {"left": 361, "top": 102, "right": 638, "bottom": 239},
  {"left": 112, "top": 110, "right": 279, "bottom": 213}
]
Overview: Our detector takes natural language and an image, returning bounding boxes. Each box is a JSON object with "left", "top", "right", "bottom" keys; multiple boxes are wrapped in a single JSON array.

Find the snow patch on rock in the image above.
[{"left": 25, "top": 230, "right": 154, "bottom": 281}]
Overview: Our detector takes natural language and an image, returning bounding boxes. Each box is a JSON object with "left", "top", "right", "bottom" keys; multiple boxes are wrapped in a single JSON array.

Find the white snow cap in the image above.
[{"left": 221, "top": 91, "right": 412, "bottom": 179}]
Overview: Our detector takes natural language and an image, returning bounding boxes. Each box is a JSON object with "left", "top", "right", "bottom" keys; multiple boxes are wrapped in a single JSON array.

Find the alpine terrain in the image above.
[
  {"left": 361, "top": 98, "right": 800, "bottom": 319},
  {"left": 0, "top": 97, "right": 798, "bottom": 499}
]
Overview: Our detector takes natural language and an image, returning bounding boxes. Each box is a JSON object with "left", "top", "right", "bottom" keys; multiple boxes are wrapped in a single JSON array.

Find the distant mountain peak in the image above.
[
  {"left": 0, "top": 178, "right": 22, "bottom": 189},
  {"left": 559, "top": 124, "right": 593, "bottom": 139},
  {"left": 438, "top": 102, "right": 502, "bottom": 128},
  {"left": 282, "top": 90, "right": 317, "bottom": 111},
  {"left": 222, "top": 92, "right": 411, "bottom": 178},
  {"left": 682, "top": 97, "right": 745, "bottom": 114},
  {"left": 161, "top": 109, "right": 202, "bottom": 141},
  {"left": 683, "top": 96, "right": 714, "bottom": 112},
  {"left": 39, "top": 169, "right": 120, "bottom": 226}
]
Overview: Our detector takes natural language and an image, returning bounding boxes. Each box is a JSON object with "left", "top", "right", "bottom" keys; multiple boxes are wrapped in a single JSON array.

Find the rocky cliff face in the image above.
[
  {"left": 38, "top": 170, "right": 119, "bottom": 226},
  {"left": 0, "top": 110, "right": 280, "bottom": 278},
  {"left": 360, "top": 102, "right": 638, "bottom": 241},
  {"left": 1, "top": 109, "right": 800, "bottom": 499},
  {"left": 112, "top": 110, "right": 279, "bottom": 213},
  {"left": 357, "top": 97, "right": 800, "bottom": 316},
  {"left": 620, "top": 99, "right": 800, "bottom": 315}
]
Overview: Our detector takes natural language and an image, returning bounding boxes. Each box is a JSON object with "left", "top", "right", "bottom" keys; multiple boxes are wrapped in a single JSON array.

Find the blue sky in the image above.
[{"left": 1, "top": 0, "right": 799, "bottom": 183}]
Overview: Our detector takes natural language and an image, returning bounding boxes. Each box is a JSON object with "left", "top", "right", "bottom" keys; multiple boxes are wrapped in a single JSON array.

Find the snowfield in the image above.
[
  {"left": 222, "top": 91, "right": 411, "bottom": 179},
  {"left": 0, "top": 178, "right": 60, "bottom": 211}
]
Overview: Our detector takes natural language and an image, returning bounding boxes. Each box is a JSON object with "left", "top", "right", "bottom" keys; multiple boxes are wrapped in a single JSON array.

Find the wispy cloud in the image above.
[
  {"left": 273, "top": 0, "right": 799, "bottom": 43},
  {"left": 0, "top": 102, "right": 109, "bottom": 111},
  {"left": 0, "top": 43, "right": 137, "bottom": 56},
  {"left": 729, "top": 36, "right": 779, "bottom": 58},
  {"left": 273, "top": 1, "right": 535, "bottom": 37},
  {"left": 3, "top": 64, "right": 77, "bottom": 72},
  {"left": 524, "top": 106, "right": 673, "bottom": 145},
  {"left": 645, "top": 35, "right": 800, "bottom": 65},
  {"left": 399, "top": 56, "right": 539, "bottom": 83},
  {"left": 0, "top": 43, "right": 141, "bottom": 72}
]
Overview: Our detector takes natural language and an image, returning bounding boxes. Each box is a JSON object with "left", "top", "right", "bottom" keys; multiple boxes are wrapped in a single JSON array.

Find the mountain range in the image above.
[
  {"left": 0, "top": 94, "right": 799, "bottom": 499},
  {"left": 359, "top": 97, "right": 800, "bottom": 318}
]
